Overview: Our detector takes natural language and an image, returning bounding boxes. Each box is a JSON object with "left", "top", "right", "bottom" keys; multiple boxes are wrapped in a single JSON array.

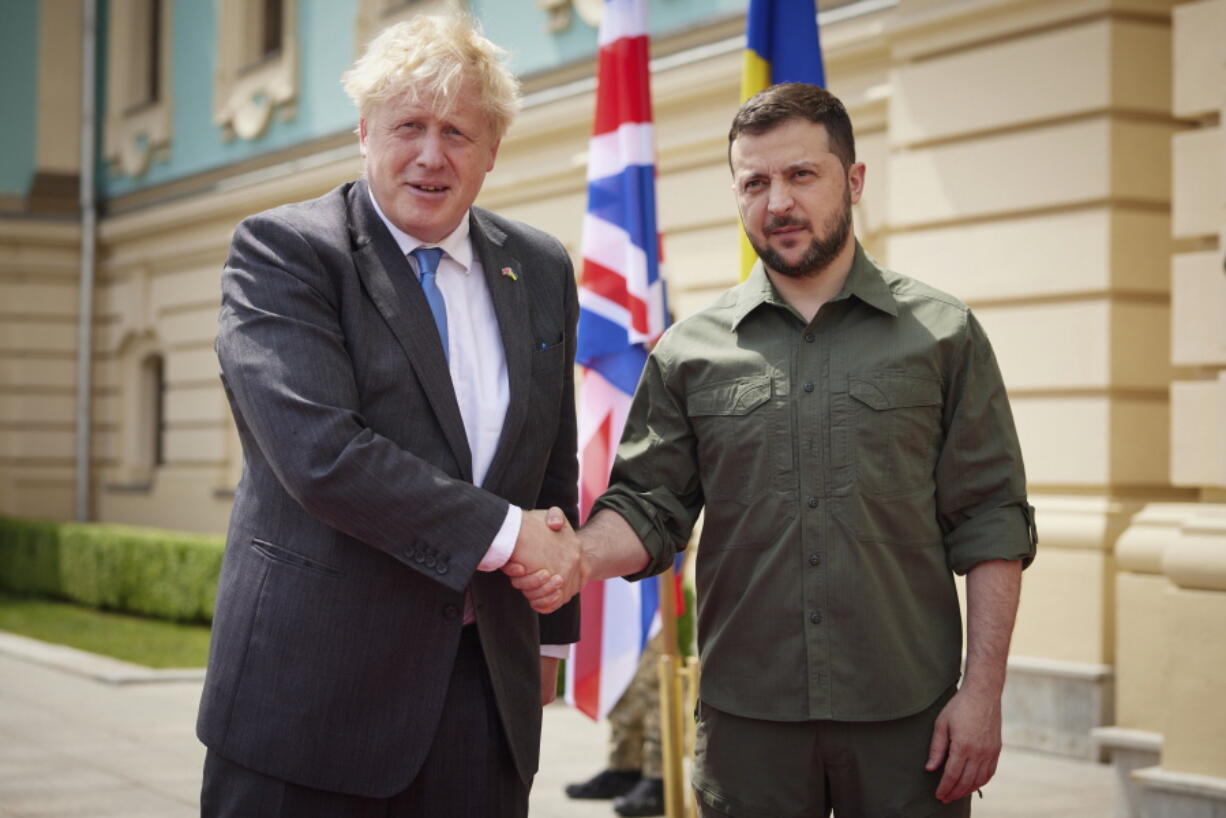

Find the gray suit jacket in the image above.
[{"left": 197, "top": 180, "right": 580, "bottom": 797}]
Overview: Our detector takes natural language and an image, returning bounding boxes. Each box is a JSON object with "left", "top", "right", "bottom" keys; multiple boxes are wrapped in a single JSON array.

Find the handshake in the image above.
[
  {"left": 501, "top": 506, "right": 648, "bottom": 613},
  {"left": 501, "top": 507, "right": 587, "bottom": 614}
]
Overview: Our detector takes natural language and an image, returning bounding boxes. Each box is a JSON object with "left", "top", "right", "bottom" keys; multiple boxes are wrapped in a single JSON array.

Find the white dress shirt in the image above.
[
  {"left": 369, "top": 191, "right": 521, "bottom": 572},
  {"left": 370, "top": 195, "right": 568, "bottom": 659}
]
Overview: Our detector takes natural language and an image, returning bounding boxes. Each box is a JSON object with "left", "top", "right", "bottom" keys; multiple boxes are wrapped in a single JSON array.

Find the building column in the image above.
[
  {"left": 884, "top": 0, "right": 1184, "bottom": 758},
  {"left": 1118, "top": 1, "right": 1226, "bottom": 815}
]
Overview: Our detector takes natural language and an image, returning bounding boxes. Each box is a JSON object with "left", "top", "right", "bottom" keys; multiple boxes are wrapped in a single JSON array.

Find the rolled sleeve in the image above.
[
  {"left": 945, "top": 501, "right": 1037, "bottom": 575},
  {"left": 936, "top": 311, "right": 1037, "bottom": 574},
  {"left": 591, "top": 347, "right": 704, "bottom": 582}
]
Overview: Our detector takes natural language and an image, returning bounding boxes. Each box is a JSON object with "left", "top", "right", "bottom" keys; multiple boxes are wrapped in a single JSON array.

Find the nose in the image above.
[
  {"left": 766, "top": 181, "right": 793, "bottom": 216},
  {"left": 415, "top": 129, "right": 445, "bottom": 169}
]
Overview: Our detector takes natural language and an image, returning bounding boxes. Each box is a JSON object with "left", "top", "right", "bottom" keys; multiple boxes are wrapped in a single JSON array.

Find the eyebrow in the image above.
[{"left": 736, "top": 160, "right": 820, "bottom": 180}]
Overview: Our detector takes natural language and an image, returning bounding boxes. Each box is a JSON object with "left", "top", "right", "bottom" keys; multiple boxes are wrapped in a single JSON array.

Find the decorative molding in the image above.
[
  {"left": 535, "top": 0, "right": 602, "bottom": 32},
  {"left": 214, "top": 0, "right": 299, "bottom": 142},
  {"left": 1134, "top": 766, "right": 1226, "bottom": 807},
  {"left": 1163, "top": 506, "right": 1226, "bottom": 591},
  {"left": 104, "top": 0, "right": 173, "bottom": 178},
  {"left": 1115, "top": 502, "right": 1205, "bottom": 575},
  {"left": 1093, "top": 726, "right": 1163, "bottom": 754},
  {"left": 536, "top": 0, "right": 571, "bottom": 32},
  {"left": 354, "top": 0, "right": 463, "bottom": 57}
]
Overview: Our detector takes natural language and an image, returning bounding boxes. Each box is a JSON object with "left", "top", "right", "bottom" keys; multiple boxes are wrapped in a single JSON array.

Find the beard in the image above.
[{"left": 747, "top": 189, "right": 853, "bottom": 279}]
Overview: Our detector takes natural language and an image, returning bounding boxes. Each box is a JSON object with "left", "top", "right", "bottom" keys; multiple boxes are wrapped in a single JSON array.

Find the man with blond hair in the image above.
[{"left": 197, "top": 14, "right": 584, "bottom": 816}]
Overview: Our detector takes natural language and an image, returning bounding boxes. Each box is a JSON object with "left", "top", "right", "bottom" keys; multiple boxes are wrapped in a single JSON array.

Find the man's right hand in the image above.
[{"left": 501, "top": 509, "right": 585, "bottom": 614}]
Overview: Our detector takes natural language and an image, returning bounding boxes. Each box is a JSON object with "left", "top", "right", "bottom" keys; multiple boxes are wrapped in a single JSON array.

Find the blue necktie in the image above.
[{"left": 411, "top": 247, "right": 449, "bottom": 361}]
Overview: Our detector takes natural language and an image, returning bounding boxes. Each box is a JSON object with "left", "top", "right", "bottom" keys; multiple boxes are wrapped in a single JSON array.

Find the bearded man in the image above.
[{"left": 527, "top": 83, "right": 1038, "bottom": 817}]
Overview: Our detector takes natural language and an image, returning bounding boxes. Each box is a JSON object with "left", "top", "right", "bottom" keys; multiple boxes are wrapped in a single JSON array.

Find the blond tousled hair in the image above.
[{"left": 342, "top": 14, "right": 521, "bottom": 141}]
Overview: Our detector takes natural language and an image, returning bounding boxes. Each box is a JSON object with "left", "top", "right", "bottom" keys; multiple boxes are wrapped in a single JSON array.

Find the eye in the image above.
[{"left": 742, "top": 178, "right": 765, "bottom": 192}]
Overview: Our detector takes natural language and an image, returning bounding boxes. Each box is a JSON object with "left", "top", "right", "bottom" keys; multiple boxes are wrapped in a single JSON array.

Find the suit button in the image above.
[
  {"left": 425, "top": 555, "right": 436, "bottom": 568},
  {"left": 808, "top": 496, "right": 819, "bottom": 508},
  {"left": 803, "top": 382, "right": 814, "bottom": 393},
  {"left": 436, "top": 562, "right": 449, "bottom": 575},
  {"left": 443, "top": 604, "right": 460, "bottom": 620},
  {"left": 809, "top": 553, "right": 820, "bottom": 567},
  {"left": 810, "top": 611, "right": 822, "bottom": 625},
  {"left": 413, "top": 552, "right": 426, "bottom": 564}
]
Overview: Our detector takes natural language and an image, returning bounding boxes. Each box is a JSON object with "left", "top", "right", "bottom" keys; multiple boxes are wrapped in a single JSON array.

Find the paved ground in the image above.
[{"left": 0, "top": 637, "right": 1118, "bottom": 817}]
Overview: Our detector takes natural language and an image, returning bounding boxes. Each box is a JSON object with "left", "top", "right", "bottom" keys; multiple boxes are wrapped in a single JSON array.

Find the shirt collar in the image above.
[
  {"left": 367, "top": 187, "right": 474, "bottom": 274},
  {"left": 730, "top": 240, "right": 898, "bottom": 330}
]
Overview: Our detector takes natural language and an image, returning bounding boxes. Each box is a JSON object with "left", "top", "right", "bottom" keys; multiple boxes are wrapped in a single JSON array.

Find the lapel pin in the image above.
[{"left": 501, "top": 267, "right": 518, "bottom": 281}]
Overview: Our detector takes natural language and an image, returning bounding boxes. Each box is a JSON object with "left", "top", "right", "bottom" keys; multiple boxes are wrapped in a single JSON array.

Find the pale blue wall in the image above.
[
  {"left": 102, "top": 0, "right": 359, "bottom": 197},
  {"left": 479, "top": 0, "right": 748, "bottom": 78},
  {"left": 0, "top": 0, "right": 41, "bottom": 197},
  {"left": 102, "top": 0, "right": 752, "bottom": 198}
]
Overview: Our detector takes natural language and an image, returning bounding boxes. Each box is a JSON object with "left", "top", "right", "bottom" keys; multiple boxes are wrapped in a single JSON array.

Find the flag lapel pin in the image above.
[{"left": 500, "top": 266, "right": 518, "bottom": 281}]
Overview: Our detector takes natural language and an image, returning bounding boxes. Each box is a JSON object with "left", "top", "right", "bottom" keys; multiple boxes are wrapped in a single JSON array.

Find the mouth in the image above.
[
  {"left": 765, "top": 219, "right": 810, "bottom": 239},
  {"left": 408, "top": 182, "right": 449, "bottom": 194}
]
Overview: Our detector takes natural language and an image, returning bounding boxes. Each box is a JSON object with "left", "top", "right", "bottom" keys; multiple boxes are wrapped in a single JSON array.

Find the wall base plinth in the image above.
[
  {"left": 1093, "top": 727, "right": 1163, "bottom": 818},
  {"left": 1134, "top": 767, "right": 1226, "bottom": 818},
  {"left": 1002, "top": 656, "right": 1113, "bottom": 760}
]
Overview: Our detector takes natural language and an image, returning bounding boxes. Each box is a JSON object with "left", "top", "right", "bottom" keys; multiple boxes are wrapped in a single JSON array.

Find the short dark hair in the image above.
[{"left": 728, "top": 83, "right": 856, "bottom": 170}]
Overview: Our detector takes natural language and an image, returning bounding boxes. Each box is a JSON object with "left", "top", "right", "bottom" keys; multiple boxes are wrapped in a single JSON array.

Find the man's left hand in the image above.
[
  {"left": 540, "top": 656, "right": 560, "bottom": 705},
  {"left": 925, "top": 684, "right": 1002, "bottom": 803}
]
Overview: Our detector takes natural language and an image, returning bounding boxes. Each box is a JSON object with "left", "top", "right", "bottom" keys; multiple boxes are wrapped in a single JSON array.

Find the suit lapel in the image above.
[
  {"left": 470, "top": 209, "right": 530, "bottom": 493},
  {"left": 346, "top": 181, "right": 474, "bottom": 483}
]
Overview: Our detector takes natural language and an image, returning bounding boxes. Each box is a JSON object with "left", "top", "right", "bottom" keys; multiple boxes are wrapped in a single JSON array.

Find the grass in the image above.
[{"left": 0, "top": 591, "right": 212, "bottom": 668}]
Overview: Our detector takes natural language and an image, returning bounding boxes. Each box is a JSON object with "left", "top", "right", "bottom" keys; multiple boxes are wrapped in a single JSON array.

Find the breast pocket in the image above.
[
  {"left": 686, "top": 374, "right": 777, "bottom": 504},
  {"left": 848, "top": 372, "right": 943, "bottom": 497}
]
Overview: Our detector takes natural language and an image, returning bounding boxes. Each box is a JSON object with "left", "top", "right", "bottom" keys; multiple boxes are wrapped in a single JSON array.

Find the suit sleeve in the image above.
[
  {"left": 535, "top": 243, "right": 581, "bottom": 645},
  {"left": 216, "top": 212, "right": 507, "bottom": 593}
]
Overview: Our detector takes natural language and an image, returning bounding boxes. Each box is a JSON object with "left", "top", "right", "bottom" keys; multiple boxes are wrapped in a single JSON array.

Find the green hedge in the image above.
[{"left": 0, "top": 516, "right": 224, "bottom": 624}]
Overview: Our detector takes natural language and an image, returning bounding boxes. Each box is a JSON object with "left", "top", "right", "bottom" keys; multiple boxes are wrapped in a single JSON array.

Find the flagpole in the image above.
[
  {"left": 656, "top": 565, "right": 686, "bottom": 818},
  {"left": 657, "top": 566, "right": 679, "bottom": 658}
]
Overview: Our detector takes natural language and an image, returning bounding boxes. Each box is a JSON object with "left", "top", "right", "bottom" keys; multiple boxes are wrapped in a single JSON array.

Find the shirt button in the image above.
[
  {"left": 809, "top": 553, "right": 820, "bottom": 567},
  {"left": 803, "top": 382, "right": 814, "bottom": 393},
  {"left": 442, "top": 604, "right": 460, "bottom": 620},
  {"left": 810, "top": 612, "right": 822, "bottom": 625},
  {"left": 808, "top": 496, "right": 819, "bottom": 508},
  {"left": 804, "top": 333, "right": 815, "bottom": 343}
]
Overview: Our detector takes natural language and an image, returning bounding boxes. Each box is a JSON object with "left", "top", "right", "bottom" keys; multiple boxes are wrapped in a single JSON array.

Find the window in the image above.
[
  {"left": 104, "top": 0, "right": 172, "bottom": 176},
  {"left": 111, "top": 336, "right": 167, "bottom": 490},
  {"left": 215, "top": 0, "right": 299, "bottom": 140},
  {"left": 143, "top": 353, "right": 167, "bottom": 468}
]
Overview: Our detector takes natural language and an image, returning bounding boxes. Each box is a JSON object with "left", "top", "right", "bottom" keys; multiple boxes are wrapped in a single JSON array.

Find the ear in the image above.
[
  {"left": 358, "top": 118, "right": 369, "bottom": 158},
  {"left": 486, "top": 138, "right": 501, "bottom": 173},
  {"left": 846, "top": 162, "right": 866, "bottom": 205}
]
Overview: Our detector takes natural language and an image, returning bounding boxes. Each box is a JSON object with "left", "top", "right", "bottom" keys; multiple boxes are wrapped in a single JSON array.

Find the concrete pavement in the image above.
[{"left": 0, "top": 638, "right": 1117, "bottom": 817}]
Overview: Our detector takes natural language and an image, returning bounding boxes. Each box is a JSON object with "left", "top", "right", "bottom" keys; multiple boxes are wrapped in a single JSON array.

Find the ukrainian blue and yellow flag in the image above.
[{"left": 739, "top": 0, "right": 826, "bottom": 277}]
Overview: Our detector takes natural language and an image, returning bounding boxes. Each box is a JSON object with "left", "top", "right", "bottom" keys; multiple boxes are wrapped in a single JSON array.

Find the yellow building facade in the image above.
[{"left": 1, "top": 1, "right": 1222, "bottom": 814}]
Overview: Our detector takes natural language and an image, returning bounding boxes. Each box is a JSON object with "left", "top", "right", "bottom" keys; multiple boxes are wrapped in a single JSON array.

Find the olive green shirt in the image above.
[{"left": 594, "top": 243, "right": 1037, "bottom": 723}]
